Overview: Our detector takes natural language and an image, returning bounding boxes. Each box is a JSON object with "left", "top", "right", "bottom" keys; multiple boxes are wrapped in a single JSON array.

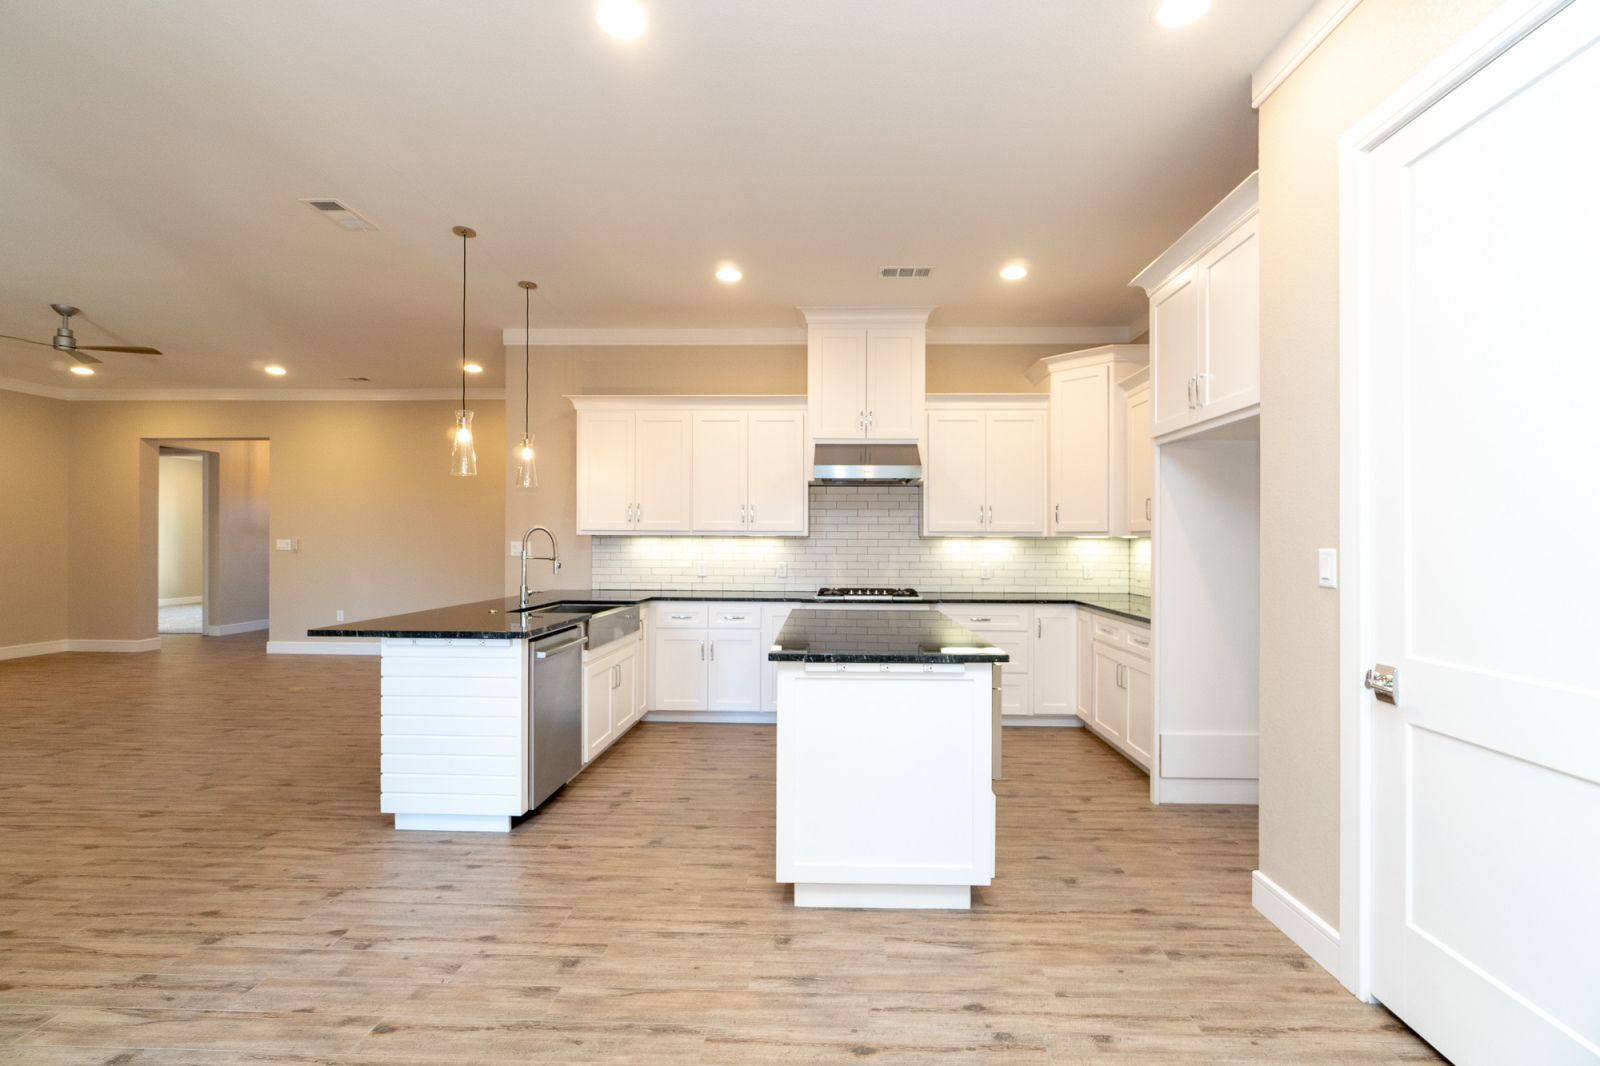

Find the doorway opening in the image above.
[{"left": 151, "top": 439, "right": 270, "bottom": 639}]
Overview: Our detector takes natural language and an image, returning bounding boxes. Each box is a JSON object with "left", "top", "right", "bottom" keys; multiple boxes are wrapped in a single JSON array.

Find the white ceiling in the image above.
[{"left": 0, "top": 1, "right": 1313, "bottom": 391}]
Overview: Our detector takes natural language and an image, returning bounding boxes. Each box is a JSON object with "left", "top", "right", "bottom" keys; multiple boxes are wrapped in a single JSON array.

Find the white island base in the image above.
[{"left": 775, "top": 661, "right": 997, "bottom": 910}]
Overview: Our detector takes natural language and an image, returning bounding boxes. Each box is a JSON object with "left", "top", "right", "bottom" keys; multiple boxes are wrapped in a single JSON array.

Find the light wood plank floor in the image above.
[{"left": 0, "top": 634, "right": 1439, "bottom": 1064}]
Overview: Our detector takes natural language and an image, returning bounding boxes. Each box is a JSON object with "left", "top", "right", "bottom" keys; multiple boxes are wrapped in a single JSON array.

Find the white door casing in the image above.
[{"left": 1347, "top": 2, "right": 1600, "bottom": 1060}]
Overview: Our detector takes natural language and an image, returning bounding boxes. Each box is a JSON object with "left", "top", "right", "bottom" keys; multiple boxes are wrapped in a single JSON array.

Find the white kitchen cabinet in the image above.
[
  {"left": 651, "top": 626, "right": 708, "bottom": 712},
  {"left": 805, "top": 310, "right": 928, "bottom": 443},
  {"left": 1028, "top": 346, "right": 1148, "bottom": 536},
  {"left": 1032, "top": 606, "right": 1078, "bottom": 719},
  {"left": 575, "top": 407, "right": 693, "bottom": 534},
  {"left": 692, "top": 409, "right": 808, "bottom": 535},
  {"left": 1132, "top": 173, "right": 1260, "bottom": 442},
  {"left": 1122, "top": 372, "right": 1153, "bottom": 535},
  {"left": 582, "top": 637, "right": 639, "bottom": 764},
  {"left": 760, "top": 604, "right": 794, "bottom": 712},
  {"left": 952, "top": 605, "right": 1032, "bottom": 717},
  {"left": 1076, "top": 611, "right": 1096, "bottom": 720},
  {"left": 1080, "top": 609, "right": 1154, "bottom": 773},
  {"left": 923, "top": 401, "right": 1047, "bottom": 536},
  {"left": 707, "top": 629, "right": 762, "bottom": 713}
]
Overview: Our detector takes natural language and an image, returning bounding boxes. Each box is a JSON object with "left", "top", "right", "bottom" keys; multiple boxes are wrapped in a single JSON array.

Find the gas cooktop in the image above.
[{"left": 813, "top": 586, "right": 922, "bottom": 602}]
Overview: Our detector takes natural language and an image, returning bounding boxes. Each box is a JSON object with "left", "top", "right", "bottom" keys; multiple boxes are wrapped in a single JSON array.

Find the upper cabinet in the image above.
[
  {"left": 1028, "top": 345, "right": 1148, "bottom": 536},
  {"left": 1121, "top": 369, "right": 1152, "bottom": 536},
  {"left": 573, "top": 398, "right": 807, "bottom": 537},
  {"left": 804, "top": 310, "right": 929, "bottom": 443},
  {"left": 923, "top": 399, "right": 1048, "bottom": 536},
  {"left": 1132, "top": 172, "right": 1260, "bottom": 442}
]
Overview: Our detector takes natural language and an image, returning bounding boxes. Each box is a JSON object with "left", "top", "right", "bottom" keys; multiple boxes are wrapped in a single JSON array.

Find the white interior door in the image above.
[
  {"left": 924, "top": 410, "right": 987, "bottom": 534},
  {"left": 1361, "top": 6, "right": 1600, "bottom": 1062},
  {"left": 692, "top": 412, "right": 748, "bottom": 533},
  {"left": 983, "top": 410, "right": 1047, "bottom": 534},
  {"left": 746, "top": 410, "right": 807, "bottom": 534},
  {"left": 633, "top": 412, "right": 693, "bottom": 532}
]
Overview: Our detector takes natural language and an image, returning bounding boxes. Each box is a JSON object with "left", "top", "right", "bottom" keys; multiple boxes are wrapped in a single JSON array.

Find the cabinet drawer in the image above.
[
  {"left": 708, "top": 604, "right": 763, "bottom": 629},
  {"left": 1091, "top": 616, "right": 1122, "bottom": 642},
  {"left": 654, "top": 604, "right": 708, "bottom": 628},
  {"left": 951, "top": 606, "right": 1030, "bottom": 630},
  {"left": 1123, "top": 626, "right": 1152, "bottom": 658}
]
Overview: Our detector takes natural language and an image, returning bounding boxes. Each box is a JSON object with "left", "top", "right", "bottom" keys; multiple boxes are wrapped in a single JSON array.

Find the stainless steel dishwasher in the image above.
[{"left": 528, "top": 626, "right": 585, "bottom": 811}]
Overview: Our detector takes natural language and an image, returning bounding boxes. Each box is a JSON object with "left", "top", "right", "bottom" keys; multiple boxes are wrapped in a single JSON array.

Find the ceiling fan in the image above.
[{"left": 0, "top": 303, "right": 162, "bottom": 365}]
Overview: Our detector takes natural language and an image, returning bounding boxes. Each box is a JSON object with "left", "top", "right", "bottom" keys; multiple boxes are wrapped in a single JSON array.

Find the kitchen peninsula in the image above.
[{"left": 770, "top": 608, "right": 1005, "bottom": 909}]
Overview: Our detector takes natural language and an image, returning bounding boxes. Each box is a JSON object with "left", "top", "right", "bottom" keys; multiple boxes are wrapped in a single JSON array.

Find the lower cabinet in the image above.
[
  {"left": 760, "top": 604, "right": 794, "bottom": 712},
  {"left": 649, "top": 603, "right": 763, "bottom": 716},
  {"left": 1082, "top": 610, "right": 1153, "bottom": 772},
  {"left": 946, "top": 606, "right": 1031, "bottom": 715},
  {"left": 582, "top": 636, "right": 640, "bottom": 764},
  {"left": 1032, "top": 606, "right": 1078, "bottom": 718}
]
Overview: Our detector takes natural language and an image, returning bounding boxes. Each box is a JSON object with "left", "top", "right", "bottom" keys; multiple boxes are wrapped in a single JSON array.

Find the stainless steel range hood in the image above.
[{"left": 811, "top": 443, "right": 922, "bottom": 484}]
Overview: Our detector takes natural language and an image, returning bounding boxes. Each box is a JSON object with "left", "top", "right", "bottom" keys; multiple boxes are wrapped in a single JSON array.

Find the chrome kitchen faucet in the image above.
[{"left": 519, "top": 526, "right": 561, "bottom": 608}]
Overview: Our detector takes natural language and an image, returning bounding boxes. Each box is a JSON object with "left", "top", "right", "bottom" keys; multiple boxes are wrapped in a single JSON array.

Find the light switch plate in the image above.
[
  {"left": 1318, "top": 548, "right": 1338, "bottom": 588},
  {"left": 275, "top": 538, "right": 297, "bottom": 552},
  {"left": 510, "top": 540, "right": 523, "bottom": 557}
]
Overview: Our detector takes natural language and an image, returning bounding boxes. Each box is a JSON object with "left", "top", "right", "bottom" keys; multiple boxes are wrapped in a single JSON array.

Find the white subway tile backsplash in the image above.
[{"left": 594, "top": 485, "right": 1153, "bottom": 597}]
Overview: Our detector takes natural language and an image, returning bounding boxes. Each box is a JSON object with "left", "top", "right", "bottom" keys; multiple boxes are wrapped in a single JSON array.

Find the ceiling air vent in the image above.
[
  {"left": 344, "top": 376, "right": 371, "bottom": 382},
  {"left": 879, "top": 266, "right": 932, "bottom": 278},
  {"left": 300, "top": 198, "right": 378, "bottom": 231}
]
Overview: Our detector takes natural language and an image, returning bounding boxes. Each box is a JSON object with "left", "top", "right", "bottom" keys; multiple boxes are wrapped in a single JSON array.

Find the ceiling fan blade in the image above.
[
  {"left": 0, "top": 332, "right": 55, "bottom": 349},
  {"left": 77, "top": 345, "right": 161, "bottom": 355},
  {"left": 70, "top": 350, "right": 104, "bottom": 365}
]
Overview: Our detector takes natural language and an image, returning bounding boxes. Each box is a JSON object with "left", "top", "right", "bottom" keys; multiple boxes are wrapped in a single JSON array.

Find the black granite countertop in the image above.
[
  {"left": 308, "top": 589, "right": 1148, "bottom": 640},
  {"left": 767, "top": 608, "right": 1009, "bottom": 665}
]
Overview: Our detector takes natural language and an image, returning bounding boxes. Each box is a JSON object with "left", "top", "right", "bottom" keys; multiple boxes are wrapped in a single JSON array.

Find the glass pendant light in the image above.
[
  {"left": 514, "top": 280, "right": 539, "bottom": 489},
  {"left": 449, "top": 225, "right": 478, "bottom": 477}
]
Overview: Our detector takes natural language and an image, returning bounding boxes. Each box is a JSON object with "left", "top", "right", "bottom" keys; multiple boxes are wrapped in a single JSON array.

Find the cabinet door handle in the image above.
[
  {"left": 749, "top": 504, "right": 756, "bottom": 524},
  {"left": 1036, "top": 619, "right": 1042, "bottom": 638},
  {"left": 970, "top": 616, "right": 992, "bottom": 623},
  {"left": 700, "top": 641, "right": 705, "bottom": 661},
  {"left": 740, "top": 503, "right": 746, "bottom": 525},
  {"left": 710, "top": 641, "right": 716, "bottom": 662},
  {"left": 1054, "top": 503, "right": 1060, "bottom": 526},
  {"left": 1195, "top": 374, "right": 1206, "bottom": 406},
  {"left": 1145, "top": 497, "right": 1152, "bottom": 521},
  {"left": 670, "top": 614, "right": 693, "bottom": 620}
]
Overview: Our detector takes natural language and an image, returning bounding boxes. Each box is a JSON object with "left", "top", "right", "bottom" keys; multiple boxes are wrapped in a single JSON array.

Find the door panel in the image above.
[
  {"left": 1198, "top": 215, "right": 1260, "bottom": 419},
  {"left": 1150, "top": 269, "right": 1199, "bottom": 438},
  {"left": 760, "top": 606, "right": 794, "bottom": 712},
  {"left": 1124, "top": 387, "right": 1153, "bottom": 534},
  {"left": 1033, "top": 610, "right": 1076, "bottom": 718},
  {"left": 984, "top": 410, "right": 1047, "bottom": 534},
  {"left": 1124, "top": 661, "right": 1152, "bottom": 769},
  {"left": 583, "top": 656, "right": 616, "bottom": 762},
  {"left": 1091, "top": 647, "right": 1125, "bottom": 743},
  {"left": 747, "top": 411, "right": 807, "bottom": 534},
  {"left": 925, "top": 410, "right": 988, "bottom": 534},
  {"left": 691, "top": 412, "right": 748, "bottom": 533},
  {"left": 1049, "top": 365, "right": 1110, "bottom": 533},
  {"left": 865, "top": 329, "right": 918, "bottom": 439},
  {"left": 812, "top": 329, "right": 867, "bottom": 439},
  {"left": 575, "top": 411, "right": 634, "bottom": 533},
  {"left": 1365, "top": 6, "right": 1600, "bottom": 1060},
  {"left": 652, "top": 629, "right": 707, "bottom": 712},
  {"left": 634, "top": 412, "right": 693, "bottom": 532},
  {"left": 708, "top": 630, "right": 762, "bottom": 713}
]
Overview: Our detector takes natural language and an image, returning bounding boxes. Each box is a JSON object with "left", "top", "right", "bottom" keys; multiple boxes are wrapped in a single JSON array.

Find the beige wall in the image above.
[
  {"left": 157, "top": 454, "right": 205, "bottom": 601},
  {"left": 503, "top": 343, "right": 1094, "bottom": 591},
  {"left": 1257, "top": 0, "right": 1504, "bottom": 926},
  {"left": 0, "top": 389, "right": 71, "bottom": 649},
  {"left": 39, "top": 397, "right": 505, "bottom": 646}
]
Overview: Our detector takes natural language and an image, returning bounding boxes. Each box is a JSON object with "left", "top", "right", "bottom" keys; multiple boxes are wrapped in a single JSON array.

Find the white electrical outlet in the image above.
[
  {"left": 1318, "top": 548, "right": 1338, "bottom": 588},
  {"left": 335, "top": 610, "right": 344, "bottom": 622},
  {"left": 777, "top": 562, "right": 788, "bottom": 579},
  {"left": 979, "top": 564, "right": 993, "bottom": 580},
  {"left": 696, "top": 560, "right": 708, "bottom": 578}
]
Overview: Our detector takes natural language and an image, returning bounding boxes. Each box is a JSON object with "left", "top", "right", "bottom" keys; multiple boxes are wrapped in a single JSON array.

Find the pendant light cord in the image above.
[
  {"left": 460, "top": 230, "right": 468, "bottom": 411},
  {"left": 523, "top": 286, "right": 531, "bottom": 440}
]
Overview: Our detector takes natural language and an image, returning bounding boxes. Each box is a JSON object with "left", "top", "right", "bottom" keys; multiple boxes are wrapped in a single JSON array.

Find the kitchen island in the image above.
[{"left": 769, "top": 608, "right": 1007, "bottom": 910}]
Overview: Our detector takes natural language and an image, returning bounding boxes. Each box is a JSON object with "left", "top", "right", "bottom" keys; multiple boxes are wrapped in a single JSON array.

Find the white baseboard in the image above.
[
  {"left": 643, "top": 710, "right": 776, "bottom": 725},
  {"left": 266, "top": 640, "right": 380, "bottom": 656},
  {"left": 1252, "top": 870, "right": 1341, "bottom": 980},
  {"left": 203, "top": 618, "right": 269, "bottom": 637},
  {"left": 158, "top": 595, "right": 202, "bottom": 607},
  {"left": 68, "top": 638, "right": 163, "bottom": 654},
  {"left": 1003, "top": 715, "right": 1084, "bottom": 728},
  {"left": 0, "top": 639, "right": 70, "bottom": 661},
  {"left": 1158, "top": 777, "right": 1260, "bottom": 804}
]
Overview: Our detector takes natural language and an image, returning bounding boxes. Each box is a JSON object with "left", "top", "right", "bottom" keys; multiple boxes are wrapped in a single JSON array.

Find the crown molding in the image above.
[
  {"left": 1129, "top": 171, "right": 1259, "bottom": 294},
  {"left": 1251, "top": 0, "right": 1363, "bottom": 109},
  {"left": 0, "top": 379, "right": 506, "bottom": 403},
  {"left": 502, "top": 323, "right": 1137, "bottom": 347}
]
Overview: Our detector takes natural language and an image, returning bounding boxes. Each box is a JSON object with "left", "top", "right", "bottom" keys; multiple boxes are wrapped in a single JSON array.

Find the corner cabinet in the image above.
[
  {"left": 572, "top": 398, "right": 808, "bottom": 537},
  {"left": 804, "top": 310, "right": 929, "bottom": 443},
  {"left": 1081, "top": 609, "right": 1153, "bottom": 773},
  {"left": 1132, "top": 172, "right": 1260, "bottom": 442},
  {"left": 923, "top": 398, "right": 1048, "bottom": 536},
  {"left": 1027, "top": 346, "right": 1148, "bottom": 536}
]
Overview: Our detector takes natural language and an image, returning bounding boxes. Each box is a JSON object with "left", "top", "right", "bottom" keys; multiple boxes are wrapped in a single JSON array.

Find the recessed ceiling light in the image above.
[
  {"left": 999, "top": 262, "right": 1028, "bottom": 281},
  {"left": 1153, "top": 0, "right": 1211, "bottom": 28},
  {"left": 464, "top": 362, "right": 484, "bottom": 374},
  {"left": 715, "top": 264, "right": 743, "bottom": 283},
  {"left": 263, "top": 365, "right": 287, "bottom": 376},
  {"left": 69, "top": 365, "right": 94, "bottom": 376},
  {"left": 596, "top": 0, "right": 646, "bottom": 40}
]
